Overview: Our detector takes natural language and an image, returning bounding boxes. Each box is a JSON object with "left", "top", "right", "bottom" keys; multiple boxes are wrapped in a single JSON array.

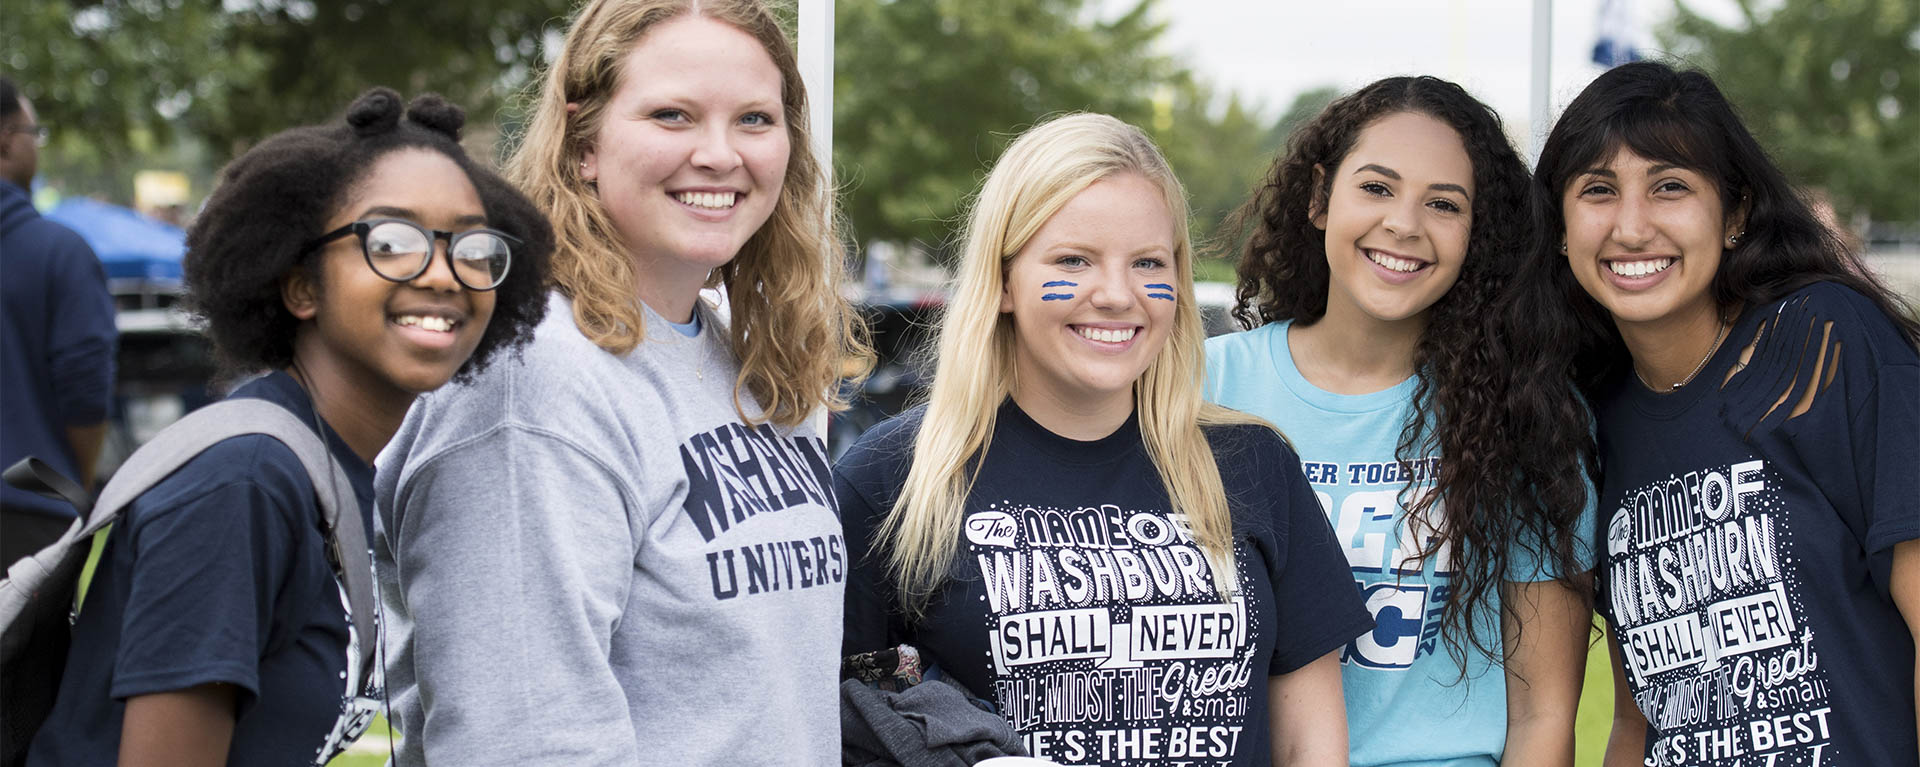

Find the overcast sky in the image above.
[{"left": 1140, "top": 0, "right": 1746, "bottom": 153}]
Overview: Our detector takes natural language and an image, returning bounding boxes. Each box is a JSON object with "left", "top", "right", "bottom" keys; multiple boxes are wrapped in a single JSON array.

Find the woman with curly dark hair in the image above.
[
  {"left": 1528, "top": 61, "right": 1920, "bottom": 767},
  {"left": 1204, "top": 76, "right": 1598, "bottom": 766},
  {"left": 26, "top": 88, "right": 552, "bottom": 766}
]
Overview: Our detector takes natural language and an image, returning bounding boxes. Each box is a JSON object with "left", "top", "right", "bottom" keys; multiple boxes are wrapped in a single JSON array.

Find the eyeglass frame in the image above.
[
  {"left": 5, "top": 123, "right": 48, "bottom": 148},
  {"left": 303, "top": 217, "right": 517, "bottom": 292}
]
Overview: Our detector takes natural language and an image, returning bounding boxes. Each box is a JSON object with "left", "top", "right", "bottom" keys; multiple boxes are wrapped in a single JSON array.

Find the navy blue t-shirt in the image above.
[
  {"left": 29, "top": 371, "right": 383, "bottom": 766},
  {"left": 838, "top": 400, "right": 1373, "bottom": 766},
  {"left": 1594, "top": 283, "right": 1920, "bottom": 767}
]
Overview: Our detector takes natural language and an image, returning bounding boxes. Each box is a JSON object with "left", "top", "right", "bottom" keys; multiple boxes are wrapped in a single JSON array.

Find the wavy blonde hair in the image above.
[
  {"left": 881, "top": 113, "right": 1266, "bottom": 614},
  {"left": 506, "top": 0, "right": 869, "bottom": 427}
]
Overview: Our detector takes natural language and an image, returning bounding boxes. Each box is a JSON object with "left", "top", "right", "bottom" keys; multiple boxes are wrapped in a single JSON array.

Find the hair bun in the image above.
[
  {"left": 406, "top": 94, "right": 465, "bottom": 140},
  {"left": 346, "top": 88, "right": 404, "bottom": 136}
]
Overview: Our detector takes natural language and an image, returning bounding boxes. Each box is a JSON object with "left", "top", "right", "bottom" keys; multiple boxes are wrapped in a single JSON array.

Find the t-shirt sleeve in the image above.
[
  {"left": 835, "top": 418, "right": 915, "bottom": 657},
  {"left": 1251, "top": 432, "right": 1373, "bottom": 675},
  {"left": 1758, "top": 286, "right": 1920, "bottom": 592},
  {"left": 111, "top": 447, "right": 303, "bottom": 705},
  {"left": 1508, "top": 414, "right": 1602, "bottom": 583},
  {"left": 385, "top": 423, "right": 643, "bottom": 764}
]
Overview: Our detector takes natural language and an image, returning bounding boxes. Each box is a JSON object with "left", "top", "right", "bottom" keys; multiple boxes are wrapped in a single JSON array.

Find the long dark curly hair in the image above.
[
  {"left": 1530, "top": 61, "right": 1920, "bottom": 392},
  {"left": 1228, "top": 76, "right": 1596, "bottom": 672},
  {"left": 185, "top": 87, "right": 554, "bottom": 383}
]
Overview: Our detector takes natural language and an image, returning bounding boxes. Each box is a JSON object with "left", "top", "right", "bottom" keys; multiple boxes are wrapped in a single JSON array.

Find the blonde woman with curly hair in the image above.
[
  {"left": 372, "top": 1, "right": 870, "bottom": 764},
  {"left": 836, "top": 113, "right": 1371, "bottom": 767}
]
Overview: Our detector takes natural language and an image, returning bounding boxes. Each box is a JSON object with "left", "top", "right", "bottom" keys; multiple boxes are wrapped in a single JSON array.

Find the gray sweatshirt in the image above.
[{"left": 374, "top": 292, "right": 844, "bottom": 766}]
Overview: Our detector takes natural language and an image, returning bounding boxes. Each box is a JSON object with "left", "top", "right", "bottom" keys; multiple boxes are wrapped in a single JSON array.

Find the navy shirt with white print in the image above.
[
  {"left": 30, "top": 371, "right": 382, "bottom": 766},
  {"left": 839, "top": 400, "right": 1373, "bottom": 767},
  {"left": 1594, "top": 282, "right": 1920, "bottom": 767}
]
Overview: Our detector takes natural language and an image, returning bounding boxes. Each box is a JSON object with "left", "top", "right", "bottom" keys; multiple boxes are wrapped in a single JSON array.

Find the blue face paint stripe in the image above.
[
  {"left": 1041, "top": 293, "right": 1075, "bottom": 301},
  {"left": 1042, "top": 280, "right": 1078, "bottom": 288},
  {"left": 1147, "top": 293, "right": 1175, "bottom": 301},
  {"left": 1144, "top": 283, "right": 1174, "bottom": 291}
]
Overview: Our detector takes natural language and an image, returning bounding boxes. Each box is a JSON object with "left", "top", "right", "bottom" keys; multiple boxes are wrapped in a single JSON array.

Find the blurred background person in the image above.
[{"left": 0, "top": 75, "right": 115, "bottom": 568}]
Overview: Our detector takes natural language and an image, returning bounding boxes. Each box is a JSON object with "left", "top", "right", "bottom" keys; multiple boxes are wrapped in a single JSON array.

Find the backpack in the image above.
[{"left": 0, "top": 398, "right": 377, "bottom": 766}]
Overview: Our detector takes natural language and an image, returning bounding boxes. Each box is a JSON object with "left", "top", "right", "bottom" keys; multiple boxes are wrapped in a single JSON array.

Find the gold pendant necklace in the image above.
[{"left": 1637, "top": 316, "right": 1729, "bottom": 392}]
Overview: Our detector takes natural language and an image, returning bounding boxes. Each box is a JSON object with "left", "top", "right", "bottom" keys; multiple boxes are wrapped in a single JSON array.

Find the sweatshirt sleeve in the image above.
[
  {"left": 47, "top": 233, "right": 115, "bottom": 425},
  {"left": 386, "top": 422, "right": 643, "bottom": 765}
]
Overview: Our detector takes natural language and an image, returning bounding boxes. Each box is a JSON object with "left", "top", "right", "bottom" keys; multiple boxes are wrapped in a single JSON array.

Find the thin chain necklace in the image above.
[{"left": 1637, "top": 315, "right": 1729, "bottom": 392}]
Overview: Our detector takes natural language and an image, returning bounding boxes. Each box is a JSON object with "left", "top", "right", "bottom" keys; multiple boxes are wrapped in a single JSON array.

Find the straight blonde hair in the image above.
[
  {"left": 506, "top": 0, "right": 869, "bottom": 427},
  {"left": 880, "top": 113, "right": 1267, "bottom": 614}
]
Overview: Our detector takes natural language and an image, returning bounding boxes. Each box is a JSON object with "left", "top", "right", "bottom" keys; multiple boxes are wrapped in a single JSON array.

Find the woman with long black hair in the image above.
[{"left": 1526, "top": 60, "right": 1920, "bottom": 766}]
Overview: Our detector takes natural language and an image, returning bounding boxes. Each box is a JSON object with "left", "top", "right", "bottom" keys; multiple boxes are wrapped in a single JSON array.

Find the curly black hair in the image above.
[
  {"left": 184, "top": 87, "right": 553, "bottom": 383},
  {"left": 1227, "top": 76, "right": 1597, "bottom": 673},
  {"left": 1529, "top": 61, "right": 1920, "bottom": 392}
]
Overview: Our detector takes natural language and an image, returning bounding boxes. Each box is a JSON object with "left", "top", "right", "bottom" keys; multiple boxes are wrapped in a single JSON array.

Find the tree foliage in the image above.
[
  {"left": 1662, "top": 0, "right": 1919, "bottom": 224},
  {"left": 832, "top": 0, "right": 1179, "bottom": 253},
  {"left": 7, "top": 0, "right": 573, "bottom": 197}
]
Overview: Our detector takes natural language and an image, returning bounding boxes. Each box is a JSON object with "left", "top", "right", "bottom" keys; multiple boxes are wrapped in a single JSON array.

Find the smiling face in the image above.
[
  {"left": 1001, "top": 172, "right": 1178, "bottom": 421},
  {"left": 1561, "top": 147, "right": 1738, "bottom": 329},
  {"left": 289, "top": 148, "right": 497, "bottom": 403},
  {"left": 1315, "top": 110, "right": 1474, "bottom": 327},
  {"left": 582, "top": 15, "right": 790, "bottom": 306}
]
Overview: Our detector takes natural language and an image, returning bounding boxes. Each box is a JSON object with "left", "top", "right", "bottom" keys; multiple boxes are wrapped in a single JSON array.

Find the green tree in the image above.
[
  {"left": 1663, "top": 0, "right": 1919, "bottom": 224},
  {"left": 833, "top": 0, "right": 1180, "bottom": 254},
  {"left": 1166, "top": 85, "right": 1338, "bottom": 269},
  {"left": 1266, "top": 85, "right": 1338, "bottom": 153},
  {"left": 1155, "top": 80, "right": 1270, "bottom": 254},
  {"left": 6, "top": 0, "right": 574, "bottom": 200}
]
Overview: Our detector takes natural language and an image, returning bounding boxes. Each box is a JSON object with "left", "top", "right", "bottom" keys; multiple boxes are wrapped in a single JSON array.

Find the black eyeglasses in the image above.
[{"left": 305, "top": 218, "right": 516, "bottom": 291}]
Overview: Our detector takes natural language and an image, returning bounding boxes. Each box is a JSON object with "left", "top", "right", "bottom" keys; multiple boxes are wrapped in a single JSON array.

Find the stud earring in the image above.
[
  {"left": 1727, "top": 232, "right": 1742, "bottom": 248},
  {"left": 1559, "top": 241, "right": 1568, "bottom": 254}
]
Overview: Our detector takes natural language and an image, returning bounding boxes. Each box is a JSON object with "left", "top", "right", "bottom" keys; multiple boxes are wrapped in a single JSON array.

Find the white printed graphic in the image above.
[
  {"left": 309, "top": 582, "right": 384, "bottom": 765},
  {"left": 1605, "top": 459, "right": 1839, "bottom": 767},
  {"left": 970, "top": 502, "right": 1260, "bottom": 766},
  {"left": 1301, "top": 457, "right": 1450, "bottom": 671}
]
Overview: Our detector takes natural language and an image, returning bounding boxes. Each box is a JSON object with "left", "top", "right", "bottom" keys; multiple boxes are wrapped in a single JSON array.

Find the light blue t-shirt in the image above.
[{"left": 1205, "top": 320, "right": 1589, "bottom": 767}]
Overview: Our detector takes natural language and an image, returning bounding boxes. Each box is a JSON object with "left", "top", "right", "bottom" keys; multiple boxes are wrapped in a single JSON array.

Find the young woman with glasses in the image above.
[
  {"left": 26, "top": 88, "right": 552, "bottom": 766},
  {"left": 370, "top": 0, "right": 871, "bottom": 763}
]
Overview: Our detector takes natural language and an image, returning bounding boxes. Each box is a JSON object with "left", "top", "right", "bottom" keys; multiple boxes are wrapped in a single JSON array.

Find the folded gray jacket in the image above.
[{"left": 840, "top": 676, "right": 1027, "bottom": 767}]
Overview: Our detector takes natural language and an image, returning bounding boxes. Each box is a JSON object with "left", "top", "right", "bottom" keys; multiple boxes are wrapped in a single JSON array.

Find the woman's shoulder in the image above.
[
  {"left": 125, "top": 431, "right": 318, "bottom": 534},
  {"left": 1712, "top": 281, "right": 1918, "bottom": 435},
  {"left": 1200, "top": 418, "right": 1302, "bottom": 498},
  {"left": 412, "top": 293, "right": 666, "bottom": 429},
  {"left": 1761, "top": 281, "right": 1917, "bottom": 356},
  {"left": 835, "top": 405, "right": 926, "bottom": 480},
  {"left": 1202, "top": 418, "right": 1295, "bottom": 463},
  {"left": 1203, "top": 321, "right": 1284, "bottom": 363}
]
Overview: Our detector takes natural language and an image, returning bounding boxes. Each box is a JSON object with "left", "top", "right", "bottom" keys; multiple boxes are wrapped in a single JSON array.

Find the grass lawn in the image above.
[
  {"left": 327, "top": 716, "right": 394, "bottom": 767},
  {"left": 1577, "top": 619, "right": 1619, "bottom": 766}
]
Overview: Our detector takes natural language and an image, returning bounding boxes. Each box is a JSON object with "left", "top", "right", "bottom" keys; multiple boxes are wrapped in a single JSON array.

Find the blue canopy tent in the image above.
[{"left": 44, "top": 197, "right": 186, "bottom": 283}]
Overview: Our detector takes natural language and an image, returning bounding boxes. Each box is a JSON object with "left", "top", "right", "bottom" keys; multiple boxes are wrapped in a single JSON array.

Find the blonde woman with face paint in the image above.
[
  {"left": 370, "top": 1, "right": 870, "bottom": 765},
  {"left": 836, "top": 113, "right": 1371, "bottom": 767}
]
